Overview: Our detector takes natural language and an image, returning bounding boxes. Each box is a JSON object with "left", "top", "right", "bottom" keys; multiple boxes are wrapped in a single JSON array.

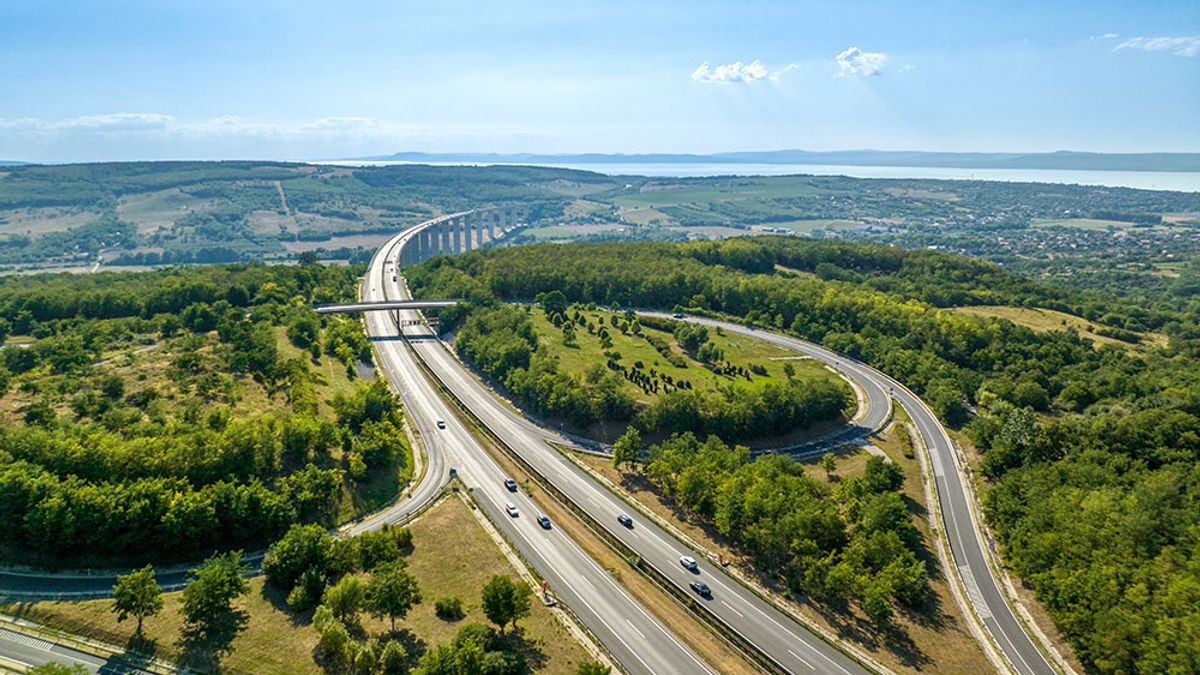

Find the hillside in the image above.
[{"left": 0, "top": 262, "right": 412, "bottom": 567}]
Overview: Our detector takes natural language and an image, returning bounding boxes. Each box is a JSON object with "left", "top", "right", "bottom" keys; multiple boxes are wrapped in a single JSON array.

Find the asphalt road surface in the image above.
[{"left": 0, "top": 626, "right": 154, "bottom": 674}]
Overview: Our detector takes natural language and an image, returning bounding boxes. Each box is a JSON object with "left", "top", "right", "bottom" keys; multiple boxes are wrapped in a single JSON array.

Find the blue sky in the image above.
[{"left": 0, "top": 0, "right": 1197, "bottom": 161}]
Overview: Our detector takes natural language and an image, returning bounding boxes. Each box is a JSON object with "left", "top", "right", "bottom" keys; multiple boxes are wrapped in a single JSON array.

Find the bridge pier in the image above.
[
  {"left": 452, "top": 217, "right": 463, "bottom": 255},
  {"left": 420, "top": 228, "right": 432, "bottom": 262}
]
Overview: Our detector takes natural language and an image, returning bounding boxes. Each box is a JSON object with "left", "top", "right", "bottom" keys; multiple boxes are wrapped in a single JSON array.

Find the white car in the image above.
[
  {"left": 505, "top": 503, "right": 519, "bottom": 517},
  {"left": 679, "top": 555, "right": 698, "bottom": 572}
]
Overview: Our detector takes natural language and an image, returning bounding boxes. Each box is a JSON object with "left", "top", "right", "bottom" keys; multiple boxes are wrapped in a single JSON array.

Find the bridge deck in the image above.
[{"left": 315, "top": 299, "right": 460, "bottom": 314}]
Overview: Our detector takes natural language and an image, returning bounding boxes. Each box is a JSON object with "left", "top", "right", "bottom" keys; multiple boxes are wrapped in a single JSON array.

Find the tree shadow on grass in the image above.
[
  {"left": 125, "top": 632, "right": 159, "bottom": 660},
  {"left": 808, "top": 598, "right": 931, "bottom": 670},
  {"left": 498, "top": 626, "right": 548, "bottom": 672},
  {"left": 176, "top": 609, "right": 249, "bottom": 673},
  {"left": 381, "top": 627, "right": 427, "bottom": 659},
  {"left": 259, "top": 580, "right": 311, "bottom": 628}
]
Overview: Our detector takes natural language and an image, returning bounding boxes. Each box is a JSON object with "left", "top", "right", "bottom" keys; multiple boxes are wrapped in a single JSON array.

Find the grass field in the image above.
[
  {"left": 948, "top": 305, "right": 1168, "bottom": 350},
  {"left": 526, "top": 307, "right": 848, "bottom": 445},
  {"left": 2, "top": 496, "right": 591, "bottom": 674},
  {"left": 532, "top": 307, "right": 836, "bottom": 404}
]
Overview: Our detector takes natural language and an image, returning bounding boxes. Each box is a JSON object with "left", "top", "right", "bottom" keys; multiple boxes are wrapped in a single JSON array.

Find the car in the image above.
[
  {"left": 679, "top": 555, "right": 698, "bottom": 572},
  {"left": 504, "top": 478, "right": 518, "bottom": 492},
  {"left": 617, "top": 514, "right": 633, "bottom": 528},
  {"left": 689, "top": 580, "right": 711, "bottom": 597},
  {"left": 392, "top": 275, "right": 397, "bottom": 282},
  {"left": 536, "top": 514, "right": 551, "bottom": 529},
  {"left": 672, "top": 313, "right": 685, "bottom": 319},
  {"left": 436, "top": 419, "right": 446, "bottom": 429},
  {"left": 505, "top": 503, "right": 519, "bottom": 517}
]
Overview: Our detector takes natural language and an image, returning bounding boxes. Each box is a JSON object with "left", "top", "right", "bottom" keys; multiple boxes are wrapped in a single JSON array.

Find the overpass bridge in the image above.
[{"left": 315, "top": 299, "right": 461, "bottom": 314}]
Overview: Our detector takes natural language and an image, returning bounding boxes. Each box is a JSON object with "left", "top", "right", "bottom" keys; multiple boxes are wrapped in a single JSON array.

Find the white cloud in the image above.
[
  {"left": 836, "top": 47, "right": 888, "bottom": 76},
  {"left": 1115, "top": 36, "right": 1200, "bottom": 57},
  {"left": 691, "top": 60, "right": 800, "bottom": 83},
  {"left": 1102, "top": 33, "right": 1119, "bottom": 39},
  {"left": 691, "top": 59, "right": 768, "bottom": 83}
]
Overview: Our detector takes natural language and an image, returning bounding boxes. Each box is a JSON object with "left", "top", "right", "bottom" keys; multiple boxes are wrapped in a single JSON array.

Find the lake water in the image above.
[{"left": 321, "top": 160, "right": 1200, "bottom": 192}]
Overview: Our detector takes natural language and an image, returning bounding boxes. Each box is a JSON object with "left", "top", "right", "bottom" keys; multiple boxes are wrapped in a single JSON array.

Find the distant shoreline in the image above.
[
  {"left": 354, "top": 150, "right": 1200, "bottom": 174},
  {"left": 319, "top": 160, "right": 1200, "bottom": 192}
]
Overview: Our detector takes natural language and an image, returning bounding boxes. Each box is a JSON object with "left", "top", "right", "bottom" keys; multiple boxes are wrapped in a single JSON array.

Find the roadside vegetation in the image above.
[
  {"left": 576, "top": 419, "right": 994, "bottom": 673},
  {"left": 413, "top": 293, "right": 848, "bottom": 444},
  {"left": 4, "top": 496, "right": 596, "bottom": 673},
  {"left": 409, "top": 236, "right": 1200, "bottom": 673},
  {"left": 0, "top": 260, "right": 411, "bottom": 566}
]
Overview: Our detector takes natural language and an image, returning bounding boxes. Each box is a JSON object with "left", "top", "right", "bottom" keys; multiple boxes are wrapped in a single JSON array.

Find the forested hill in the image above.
[{"left": 409, "top": 237, "right": 1200, "bottom": 673}]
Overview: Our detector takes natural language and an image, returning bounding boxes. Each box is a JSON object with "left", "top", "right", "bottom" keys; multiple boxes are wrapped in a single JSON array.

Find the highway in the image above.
[
  {"left": 376, "top": 219, "right": 871, "bottom": 675},
  {"left": 378, "top": 213, "right": 1056, "bottom": 674},
  {"left": 366, "top": 222, "right": 717, "bottom": 675}
]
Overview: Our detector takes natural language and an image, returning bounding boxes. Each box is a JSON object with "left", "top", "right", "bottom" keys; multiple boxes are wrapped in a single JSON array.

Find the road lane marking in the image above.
[
  {"left": 625, "top": 619, "right": 646, "bottom": 640},
  {"left": 720, "top": 599, "right": 744, "bottom": 618},
  {"left": 788, "top": 649, "right": 815, "bottom": 670}
]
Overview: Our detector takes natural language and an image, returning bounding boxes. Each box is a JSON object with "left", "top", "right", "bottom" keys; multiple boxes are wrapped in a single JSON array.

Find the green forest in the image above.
[
  {"left": 408, "top": 236, "right": 1200, "bottom": 673},
  {"left": 642, "top": 432, "right": 926, "bottom": 623},
  {"left": 0, "top": 260, "right": 411, "bottom": 565}
]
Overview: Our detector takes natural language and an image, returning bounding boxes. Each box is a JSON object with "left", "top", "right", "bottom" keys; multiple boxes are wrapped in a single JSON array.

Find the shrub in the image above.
[{"left": 435, "top": 595, "right": 465, "bottom": 620}]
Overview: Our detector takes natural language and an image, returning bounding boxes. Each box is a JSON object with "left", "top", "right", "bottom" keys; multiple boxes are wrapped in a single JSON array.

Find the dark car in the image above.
[
  {"left": 504, "top": 478, "right": 518, "bottom": 492},
  {"left": 689, "top": 580, "right": 711, "bottom": 597},
  {"left": 617, "top": 514, "right": 633, "bottom": 528},
  {"left": 537, "top": 514, "right": 551, "bottom": 529}
]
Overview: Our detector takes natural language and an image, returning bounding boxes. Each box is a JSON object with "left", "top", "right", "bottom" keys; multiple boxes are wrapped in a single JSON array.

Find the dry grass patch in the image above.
[{"left": 949, "top": 305, "right": 1167, "bottom": 350}]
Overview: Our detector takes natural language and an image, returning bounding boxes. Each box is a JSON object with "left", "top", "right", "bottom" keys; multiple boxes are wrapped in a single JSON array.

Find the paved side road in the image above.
[{"left": 0, "top": 625, "right": 157, "bottom": 674}]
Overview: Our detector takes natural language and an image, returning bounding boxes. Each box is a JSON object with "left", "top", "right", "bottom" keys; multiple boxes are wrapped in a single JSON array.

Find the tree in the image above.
[
  {"left": 535, "top": 290, "right": 568, "bottom": 316},
  {"left": 612, "top": 426, "right": 641, "bottom": 470},
  {"left": 577, "top": 661, "right": 612, "bottom": 675},
  {"left": 481, "top": 575, "right": 530, "bottom": 634},
  {"left": 379, "top": 640, "right": 408, "bottom": 674},
  {"left": 324, "top": 573, "right": 366, "bottom": 621},
  {"left": 181, "top": 551, "right": 249, "bottom": 626},
  {"left": 367, "top": 561, "right": 423, "bottom": 631},
  {"left": 820, "top": 453, "right": 836, "bottom": 478},
  {"left": 99, "top": 373, "right": 125, "bottom": 400},
  {"left": 111, "top": 565, "right": 163, "bottom": 634},
  {"left": 263, "top": 523, "right": 333, "bottom": 592}
]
